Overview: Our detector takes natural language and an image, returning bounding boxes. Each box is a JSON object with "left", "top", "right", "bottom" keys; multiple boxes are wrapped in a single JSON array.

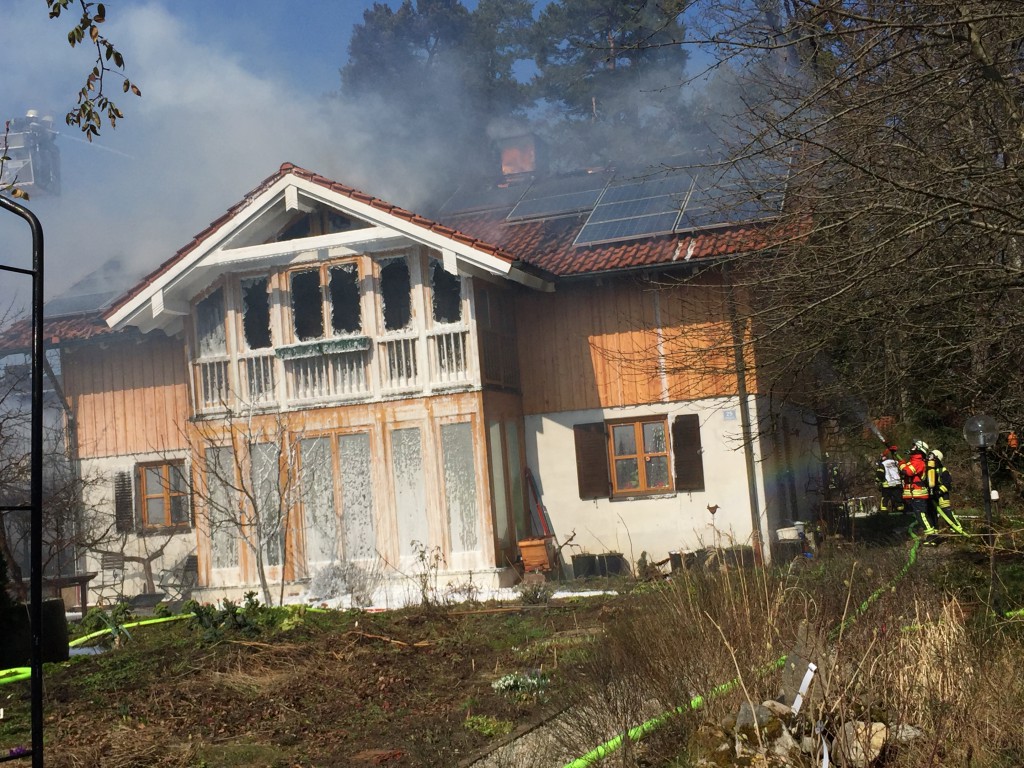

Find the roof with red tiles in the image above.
[
  {"left": 104, "top": 163, "right": 523, "bottom": 323},
  {"left": 439, "top": 208, "right": 785, "bottom": 277},
  {"left": 0, "top": 313, "right": 138, "bottom": 354},
  {"left": 0, "top": 163, "right": 791, "bottom": 353}
]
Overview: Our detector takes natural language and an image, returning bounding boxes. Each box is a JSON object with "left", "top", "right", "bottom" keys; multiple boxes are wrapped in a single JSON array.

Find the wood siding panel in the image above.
[
  {"left": 65, "top": 337, "right": 190, "bottom": 459},
  {"left": 517, "top": 276, "right": 740, "bottom": 415}
]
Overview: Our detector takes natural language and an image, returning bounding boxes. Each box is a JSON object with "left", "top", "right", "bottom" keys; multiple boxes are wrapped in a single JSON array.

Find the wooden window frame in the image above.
[
  {"left": 573, "top": 413, "right": 705, "bottom": 500},
  {"left": 137, "top": 461, "right": 191, "bottom": 533},
  {"left": 606, "top": 416, "right": 671, "bottom": 497},
  {"left": 285, "top": 259, "right": 363, "bottom": 345}
]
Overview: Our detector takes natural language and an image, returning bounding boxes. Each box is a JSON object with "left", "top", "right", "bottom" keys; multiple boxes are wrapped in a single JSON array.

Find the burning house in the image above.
[{"left": 0, "top": 145, "right": 820, "bottom": 607}]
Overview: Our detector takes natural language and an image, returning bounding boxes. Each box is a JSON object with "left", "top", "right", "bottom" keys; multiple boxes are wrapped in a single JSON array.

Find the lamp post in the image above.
[{"left": 963, "top": 414, "right": 999, "bottom": 542}]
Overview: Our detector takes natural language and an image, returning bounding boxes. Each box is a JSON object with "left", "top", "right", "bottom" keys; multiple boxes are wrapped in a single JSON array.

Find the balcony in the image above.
[{"left": 192, "top": 327, "right": 474, "bottom": 414}]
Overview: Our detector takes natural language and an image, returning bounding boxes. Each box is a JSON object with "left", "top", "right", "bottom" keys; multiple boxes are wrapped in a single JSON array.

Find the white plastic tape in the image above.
[{"left": 790, "top": 662, "right": 818, "bottom": 716}]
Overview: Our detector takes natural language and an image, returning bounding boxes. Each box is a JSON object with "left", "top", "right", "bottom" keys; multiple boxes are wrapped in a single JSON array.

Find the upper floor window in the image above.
[
  {"left": 380, "top": 258, "right": 412, "bottom": 331},
  {"left": 431, "top": 260, "right": 462, "bottom": 325},
  {"left": 241, "top": 277, "right": 272, "bottom": 350},
  {"left": 290, "top": 262, "right": 362, "bottom": 342},
  {"left": 196, "top": 288, "right": 226, "bottom": 358}
]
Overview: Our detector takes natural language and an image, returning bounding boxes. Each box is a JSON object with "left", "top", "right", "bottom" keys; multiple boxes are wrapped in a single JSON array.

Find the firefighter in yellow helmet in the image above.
[{"left": 926, "top": 448, "right": 966, "bottom": 542}]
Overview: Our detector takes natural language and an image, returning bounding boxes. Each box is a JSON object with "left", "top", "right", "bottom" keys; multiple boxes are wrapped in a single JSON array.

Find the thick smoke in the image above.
[{"left": 0, "top": 1, "right": 749, "bottom": 318}]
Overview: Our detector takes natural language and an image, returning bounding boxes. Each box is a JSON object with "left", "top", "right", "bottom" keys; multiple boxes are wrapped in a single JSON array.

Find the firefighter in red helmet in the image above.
[{"left": 900, "top": 440, "right": 933, "bottom": 539}]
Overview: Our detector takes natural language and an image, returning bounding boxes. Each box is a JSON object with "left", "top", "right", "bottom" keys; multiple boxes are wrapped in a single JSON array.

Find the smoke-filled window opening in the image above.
[
  {"left": 329, "top": 264, "right": 362, "bottom": 335},
  {"left": 291, "top": 269, "right": 324, "bottom": 341},
  {"left": 241, "top": 277, "right": 272, "bottom": 349},
  {"left": 196, "top": 288, "right": 227, "bottom": 358},
  {"left": 430, "top": 260, "right": 462, "bottom": 325},
  {"left": 380, "top": 257, "right": 412, "bottom": 331}
]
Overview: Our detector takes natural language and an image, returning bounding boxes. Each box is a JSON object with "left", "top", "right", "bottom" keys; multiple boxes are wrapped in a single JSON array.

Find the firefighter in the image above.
[
  {"left": 900, "top": 440, "right": 933, "bottom": 539},
  {"left": 927, "top": 449, "right": 966, "bottom": 539},
  {"left": 876, "top": 445, "right": 903, "bottom": 514}
]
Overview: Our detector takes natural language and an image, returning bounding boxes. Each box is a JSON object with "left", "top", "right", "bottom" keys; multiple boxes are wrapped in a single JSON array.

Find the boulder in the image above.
[{"left": 832, "top": 721, "right": 888, "bottom": 767}]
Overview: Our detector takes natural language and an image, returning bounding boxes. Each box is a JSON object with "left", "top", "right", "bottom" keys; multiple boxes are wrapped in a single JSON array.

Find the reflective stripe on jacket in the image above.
[{"left": 900, "top": 453, "right": 928, "bottom": 499}]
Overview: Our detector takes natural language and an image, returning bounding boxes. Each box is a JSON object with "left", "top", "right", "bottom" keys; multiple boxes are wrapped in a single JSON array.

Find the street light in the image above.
[{"left": 963, "top": 414, "right": 999, "bottom": 540}]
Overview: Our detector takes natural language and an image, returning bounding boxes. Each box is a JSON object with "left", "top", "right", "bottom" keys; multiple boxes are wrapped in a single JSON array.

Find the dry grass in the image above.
[{"left": 557, "top": 541, "right": 1024, "bottom": 767}]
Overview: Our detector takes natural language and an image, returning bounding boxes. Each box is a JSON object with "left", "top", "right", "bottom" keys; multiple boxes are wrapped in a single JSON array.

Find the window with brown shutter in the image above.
[
  {"left": 573, "top": 422, "right": 610, "bottom": 499},
  {"left": 672, "top": 414, "right": 705, "bottom": 492}
]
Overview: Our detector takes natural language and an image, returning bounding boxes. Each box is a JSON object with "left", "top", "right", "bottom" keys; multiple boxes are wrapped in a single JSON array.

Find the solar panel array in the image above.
[{"left": 438, "top": 159, "right": 785, "bottom": 247}]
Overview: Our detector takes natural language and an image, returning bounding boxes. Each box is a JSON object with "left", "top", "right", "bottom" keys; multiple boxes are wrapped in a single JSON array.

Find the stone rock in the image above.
[
  {"left": 695, "top": 724, "right": 730, "bottom": 751},
  {"left": 832, "top": 721, "right": 888, "bottom": 767},
  {"left": 889, "top": 723, "right": 924, "bottom": 744},
  {"left": 769, "top": 724, "right": 798, "bottom": 758},
  {"left": 736, "top": 701, "right": 775, "bottom": 731},
  {"left": 761, "top": 699, "right": 792, "bottom": 720}
]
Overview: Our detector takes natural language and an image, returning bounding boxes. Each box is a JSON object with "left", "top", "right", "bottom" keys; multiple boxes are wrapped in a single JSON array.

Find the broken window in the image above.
[
  {"left": 431, "top": 260, "right": 462, "bottom": 324},
  {"left": 329, "top": 264, "right": 361, "bottom": 334},
  {"left": 241, "top": 277, "right": 272, "bottom": 349},
  {"left": 196, "top": 288, "right": 227, "bottom": 357},
  {"left": 291, "top": 269, "right": 324, "bottom": 341},
  {"left": 380, "top": 258, "right": 412, "bottom": 331}
]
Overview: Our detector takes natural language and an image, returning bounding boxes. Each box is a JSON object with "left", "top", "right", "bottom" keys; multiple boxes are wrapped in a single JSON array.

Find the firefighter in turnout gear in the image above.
[
  {"left": 900, "top": 441, "right": 933, "bottom": 537},
  {"left": 927, "top": 449, "right": 966, "bottom": 539},
  {"left": 877, "top": 446, "right": 904, "bottom": 514}
]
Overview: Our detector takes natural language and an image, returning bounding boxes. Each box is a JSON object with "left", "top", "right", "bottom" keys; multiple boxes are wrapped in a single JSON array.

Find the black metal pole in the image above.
[
  {"left": 980, "top": 446, "right": 993, "bottom": 547},
  {"left": 0, "top": 194, "right": 45, "bottom": 768}
]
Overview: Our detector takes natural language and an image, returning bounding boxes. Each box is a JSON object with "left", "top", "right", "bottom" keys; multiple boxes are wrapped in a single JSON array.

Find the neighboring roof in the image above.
[{"left": 0, "top": 313, "right": 133, "bottom": 355}]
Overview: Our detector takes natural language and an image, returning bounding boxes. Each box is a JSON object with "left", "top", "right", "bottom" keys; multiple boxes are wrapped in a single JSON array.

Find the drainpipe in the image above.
[{"left": 725, "top": 266, "right": 767, "bottom": 565}]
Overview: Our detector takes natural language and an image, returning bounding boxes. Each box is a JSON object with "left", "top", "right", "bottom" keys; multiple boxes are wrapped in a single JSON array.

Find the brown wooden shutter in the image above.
[
  {"left": 574, "top": 422, "right": 610, "bottom": 500},
  {"left": 672, "top": 414, "right": 705, "bottom": 492},
  {"left": 114, "top": 471, "right": 134, "bottom": 533}
]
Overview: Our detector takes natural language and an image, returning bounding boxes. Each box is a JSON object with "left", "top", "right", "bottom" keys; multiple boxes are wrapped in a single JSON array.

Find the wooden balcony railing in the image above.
[
  {"left": 427, "top": 327, "right": 470, "bottom": 387},
  {"left": 193, "top": 329, "right": 479, "bottom": 414}
]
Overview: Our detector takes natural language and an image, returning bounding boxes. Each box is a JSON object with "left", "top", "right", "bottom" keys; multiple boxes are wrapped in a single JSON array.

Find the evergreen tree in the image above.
[{"left": 529, "top": 0, "right": 692, "bottom": 168}]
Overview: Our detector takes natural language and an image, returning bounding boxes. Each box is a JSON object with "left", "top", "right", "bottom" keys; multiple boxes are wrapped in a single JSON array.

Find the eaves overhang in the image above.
[{"left": 106, "top": 169, "right": 553, "bottom": 334}]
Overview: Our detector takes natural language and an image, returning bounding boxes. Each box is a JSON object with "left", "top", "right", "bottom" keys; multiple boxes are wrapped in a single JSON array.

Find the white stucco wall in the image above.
[
  {"left": 78, "top": 452, "right": 196, "bottom": 606},
  {"left": 524, "top": 395, "right": 821, "bottom": 573}
]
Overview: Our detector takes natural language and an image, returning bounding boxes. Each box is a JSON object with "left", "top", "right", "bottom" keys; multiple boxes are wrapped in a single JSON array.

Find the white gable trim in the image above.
[{"left": 108, "top": 171, "right": 547, "bottom": 331}]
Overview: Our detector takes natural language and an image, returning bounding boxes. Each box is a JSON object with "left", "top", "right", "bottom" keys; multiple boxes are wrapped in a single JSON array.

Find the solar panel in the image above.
[
  {"left": 676, "top": 167, "right": 785, "bottom": 232},
  {"left": 437, "top": 180, "right": 527, "bottom": 216},
  {"left": 573, "top": 170, "right": 694, "bottom": 246},
  {"left": 506, "top": 171, "right": 611, "bottom": 221}
]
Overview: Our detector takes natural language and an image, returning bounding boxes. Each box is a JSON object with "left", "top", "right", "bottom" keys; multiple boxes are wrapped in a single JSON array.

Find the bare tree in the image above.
[
  {"left": 654, "top": 0, "right": 1024, "bottom": 442},
  {"left": 193, "top": 409, "right": 305, "bottom": 606}
]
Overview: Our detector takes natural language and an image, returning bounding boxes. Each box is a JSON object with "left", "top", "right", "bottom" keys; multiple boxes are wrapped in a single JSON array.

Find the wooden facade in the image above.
[
  {"left": 515, "top": 273, "right": 743, "bottom": 415},
  {"left": 63, "top": 335, "right": 190, "bottom": 459}
]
